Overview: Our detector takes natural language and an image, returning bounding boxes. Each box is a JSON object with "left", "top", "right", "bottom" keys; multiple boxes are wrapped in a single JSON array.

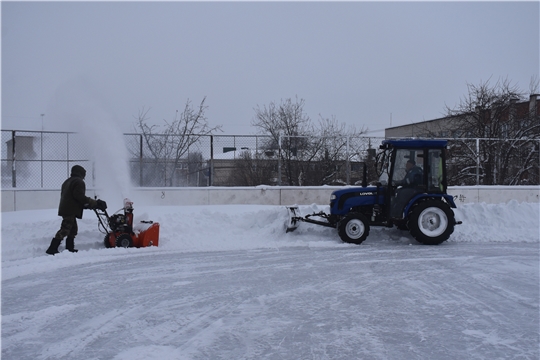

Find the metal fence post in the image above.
[
  {"left": 139, "top": 134, "right": 143, "bottom": 187},
  {"left": 11, "top": 130, "right": 16, "bottom": 188},
  {"left": 476, "top": 138, "right": 480, "bottom": 185},
  {"left": 67, "top": 133, "right": 71, "bottom": 178},
  {"left": 346, "top": 136, "right": 350, "bottom": 185},
  {"left": 278, "top": 133, "right": 282, "bottom": 186},
  {"left": 40, "top": 131, "right": 43, "bottom": 188},
  {"left": 210, "top": 135, "right": 214, "bottom": 186}
]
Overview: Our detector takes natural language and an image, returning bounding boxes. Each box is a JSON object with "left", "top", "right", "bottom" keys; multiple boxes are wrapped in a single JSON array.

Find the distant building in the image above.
[
  {"left": 2, "top": 135, "right": 38, "bottom": 187},
  {"left": 385, "top": 94, "right": 539, "bottom": 138},
  {"left": 5, "top": 135, "right": 37, "bottom": 160}
]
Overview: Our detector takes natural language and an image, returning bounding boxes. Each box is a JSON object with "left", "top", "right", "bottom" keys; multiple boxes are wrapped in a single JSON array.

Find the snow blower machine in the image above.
[
  {"left": 94, "top": 198, "right": 160, "bottom": 248},
  {"left": 286, "top": 139, "right": 462, "bottom": 245}
]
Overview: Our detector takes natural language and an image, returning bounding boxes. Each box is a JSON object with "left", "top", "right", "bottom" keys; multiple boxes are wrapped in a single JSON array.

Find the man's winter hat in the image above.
[{"left": 71, "top": 165, "right": 86, "bottom": 178}]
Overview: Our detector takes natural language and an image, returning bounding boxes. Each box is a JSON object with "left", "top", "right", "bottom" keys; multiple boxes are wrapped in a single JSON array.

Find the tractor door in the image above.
[
  {"left": 388, "top": 148, "right": 426, "bottom": 219},
  {"left": 388, "top": 147, "right": 447, "bottom": 220},
  {"left": 426, "top": 148, "right": 446, "bottom": 193}
]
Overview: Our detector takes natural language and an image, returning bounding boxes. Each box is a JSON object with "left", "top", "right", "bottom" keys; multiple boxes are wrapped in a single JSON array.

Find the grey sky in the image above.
[{"left": 2, "top": 1, "right": 539, "bottom": 136}]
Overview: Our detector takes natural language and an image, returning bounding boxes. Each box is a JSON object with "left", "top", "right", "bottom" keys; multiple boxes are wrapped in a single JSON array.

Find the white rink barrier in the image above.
[{"left": 2, "top": 186, "right": 539, "bottom": 212}]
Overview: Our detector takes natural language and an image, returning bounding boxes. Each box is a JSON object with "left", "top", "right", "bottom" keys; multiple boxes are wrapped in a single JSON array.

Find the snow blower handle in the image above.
[
  {"left": 96, "top": 199, "right": 107, "bottom": 211},
  {"left": 93, "top": 207, "right": 111, "bottom": 235}
]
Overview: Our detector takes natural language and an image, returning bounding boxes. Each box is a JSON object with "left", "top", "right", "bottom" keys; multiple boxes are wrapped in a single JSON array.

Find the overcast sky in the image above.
[{"left": 2, "top": 1, "right": 539, "bottom": 136}]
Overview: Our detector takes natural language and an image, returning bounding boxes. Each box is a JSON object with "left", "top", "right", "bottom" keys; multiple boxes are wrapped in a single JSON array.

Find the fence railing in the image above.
[{"left": 2, "top": 129, "right": 539, "bottom": 188}]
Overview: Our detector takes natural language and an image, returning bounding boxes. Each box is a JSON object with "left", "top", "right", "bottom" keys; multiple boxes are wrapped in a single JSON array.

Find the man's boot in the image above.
[
  {"left": 66, "top": 237, "right": 78, "bottom": 253},
  {"left": 46, "top": 238, "right": 62, "bottom": 255}
]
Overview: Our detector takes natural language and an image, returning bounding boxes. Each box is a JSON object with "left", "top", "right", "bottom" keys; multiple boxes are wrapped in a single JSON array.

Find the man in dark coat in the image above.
[
  {"left": 397, "top": 160, "right": 423, "bottom": 187},
  {"left": 46, "top": 165, "right": 106, "bottom": 255}
]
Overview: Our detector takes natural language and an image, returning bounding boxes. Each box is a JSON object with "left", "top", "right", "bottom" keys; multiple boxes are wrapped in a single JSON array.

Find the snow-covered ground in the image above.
[{"left": 2, "top": 201, "right": 539, "bottom": 359}]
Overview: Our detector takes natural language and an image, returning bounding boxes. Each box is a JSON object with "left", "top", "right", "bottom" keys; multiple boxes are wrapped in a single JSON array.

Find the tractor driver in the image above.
[{"left": 396, "top": 159, "right": 423, "bottom": 187}]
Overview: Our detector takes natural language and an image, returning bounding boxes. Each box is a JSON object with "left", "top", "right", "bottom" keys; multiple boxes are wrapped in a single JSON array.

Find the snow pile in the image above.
[
  {"left": 2, "top": 201, "right": 538, "bottom": 265},
  {"left": 1, "top": 201, "right": 538, "bottom": 281},
  {"left": 452, "top": 200, "right": 539, "bottom": 243}
]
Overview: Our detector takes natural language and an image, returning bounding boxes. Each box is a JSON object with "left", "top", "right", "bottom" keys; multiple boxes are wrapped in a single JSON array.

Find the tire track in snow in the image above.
[{"left": 37, "top": 306, "right": 147, "bottom": 360}]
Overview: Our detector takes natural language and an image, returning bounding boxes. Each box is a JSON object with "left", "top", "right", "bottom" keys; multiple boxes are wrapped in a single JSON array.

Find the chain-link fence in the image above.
[
  {"left": 446, "top": 138, "right": 540, "bottom": 186},
  {"left": 123, "top": 134, "right": 274, "bottom": 187},
  {"left": 2, "top": 130, "right": 539, "bottom": 188},
  {"left": 1, "top": 130, "right": 92, "bottom": 189},
  {"left": 275, "top": 135, "right": 384, "bottom": 186}
]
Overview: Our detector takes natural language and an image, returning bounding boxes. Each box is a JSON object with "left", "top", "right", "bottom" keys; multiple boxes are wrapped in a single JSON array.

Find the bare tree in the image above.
[
  {"left": 443, "top": 78, "right": 539, "bottom": 185},
  {"left": 135, "top": 97, "right": 221, "bottom": 186},
  {"left": 252, "top": 97, "right": 313, "bottom": 185},
  {"left": 302, "top": 116, "right": 367, "bottom": 185},
  {"left": 252, "top": 97, "right": 367, "bottom": 185}
]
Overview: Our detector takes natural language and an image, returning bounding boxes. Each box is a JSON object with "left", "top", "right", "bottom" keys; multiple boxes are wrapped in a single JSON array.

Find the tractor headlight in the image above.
[{"left": 330, "top": 194, "right": 336, "bottom": 200}]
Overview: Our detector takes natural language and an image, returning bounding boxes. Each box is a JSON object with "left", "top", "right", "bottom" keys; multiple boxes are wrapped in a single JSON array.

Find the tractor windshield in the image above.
[
  {"left": 390, "top": 147, "right": 445, "bottom": 192},
  {"left": 392, "top": 149, "right": 424, "bottom": 187}
]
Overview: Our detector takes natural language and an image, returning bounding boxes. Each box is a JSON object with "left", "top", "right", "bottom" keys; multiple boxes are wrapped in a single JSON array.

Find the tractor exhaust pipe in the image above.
[{"left": 362, "top": 162, "right": 367, "bottom": 187}]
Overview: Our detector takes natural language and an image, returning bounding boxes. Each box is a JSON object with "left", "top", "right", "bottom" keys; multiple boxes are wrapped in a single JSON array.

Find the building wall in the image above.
[
  {"left": 385, "top": 94, "right": 539, "bottom": 138},
  {"left": 385, "top": 118, "right": 456, "bottom": 138}
]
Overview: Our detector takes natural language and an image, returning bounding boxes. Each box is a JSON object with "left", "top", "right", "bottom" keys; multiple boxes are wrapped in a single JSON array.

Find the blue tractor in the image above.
[{"left": 286, "top": 139, "right": 462, "bottom": 245}]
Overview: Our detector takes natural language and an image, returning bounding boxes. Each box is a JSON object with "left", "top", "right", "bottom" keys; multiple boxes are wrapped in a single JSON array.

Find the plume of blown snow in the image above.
[{"left": 48, "top": 76, "right": 133, "bottom": 210}]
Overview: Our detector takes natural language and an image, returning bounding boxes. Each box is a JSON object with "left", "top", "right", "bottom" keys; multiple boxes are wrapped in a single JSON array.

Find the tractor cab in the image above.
[{"left": 378, "top": 139, "right": 449, "bottom": 223}]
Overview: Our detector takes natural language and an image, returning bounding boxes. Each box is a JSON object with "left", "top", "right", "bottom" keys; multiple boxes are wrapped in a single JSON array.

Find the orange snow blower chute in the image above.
[{"left": 94, "top": 198, "right": 159, "bottom": 248}]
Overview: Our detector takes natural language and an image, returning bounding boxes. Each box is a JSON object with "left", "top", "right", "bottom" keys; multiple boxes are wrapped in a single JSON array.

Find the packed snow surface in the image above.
[{"left": 2, "top": 201, "right": 539, "bottom": 359}]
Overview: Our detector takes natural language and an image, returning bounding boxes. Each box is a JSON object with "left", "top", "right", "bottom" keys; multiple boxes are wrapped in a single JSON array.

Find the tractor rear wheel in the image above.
[
  {"left": 115, "top": 233, "right": 133, "bottom": 248},
  {"left": 407, "top": 200, "right": 455, "bottom": 245},
  {"left": 338, "top": 213, "right": 370, "bottom": 245}
]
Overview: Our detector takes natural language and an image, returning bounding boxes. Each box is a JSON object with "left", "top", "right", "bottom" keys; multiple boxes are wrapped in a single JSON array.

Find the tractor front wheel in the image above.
[
  {"left": 115, "top": 233, "right": 134, "bottom": 248},
  {"left": 338, "top": 213, "right": 370, "bottom": 245},
  {"left": 408, "top": 200, "right": 455, "bottom": 245}
]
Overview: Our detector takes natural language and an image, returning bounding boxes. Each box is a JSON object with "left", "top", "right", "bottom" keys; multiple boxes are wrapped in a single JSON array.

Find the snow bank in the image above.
[
  {"left": 452, "top": 200, "right": 540, "bottom": 243},
  {"left": 1, "top": 202, "right": 538, "bottom": 280}
]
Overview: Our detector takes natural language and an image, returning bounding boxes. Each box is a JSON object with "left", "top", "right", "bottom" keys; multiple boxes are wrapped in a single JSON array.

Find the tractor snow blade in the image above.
[{"left": 285, "top": 206, "right": 300, "bottom": 233}]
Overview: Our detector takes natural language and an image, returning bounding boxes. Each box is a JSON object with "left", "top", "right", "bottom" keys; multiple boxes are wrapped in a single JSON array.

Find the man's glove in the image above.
[
  {"left": 96, "top": 199, "right": 107, "bottom": 211},
  {"left": 85, "top": 198, "right": 97, "bottom": 209}
]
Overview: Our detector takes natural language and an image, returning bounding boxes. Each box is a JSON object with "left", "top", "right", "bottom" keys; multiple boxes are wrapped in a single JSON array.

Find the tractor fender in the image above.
[{"left": 403, "top": 194, "right": 457, "bottom": 217}]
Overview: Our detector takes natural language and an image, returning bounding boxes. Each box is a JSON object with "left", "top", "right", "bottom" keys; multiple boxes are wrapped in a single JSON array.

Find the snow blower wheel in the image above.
[
  {"left": 115, "top": 233, "right": 133, "bottom": 248},
  {"left": 104, "top": 234, "right": 112, "bottom": 248}
]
